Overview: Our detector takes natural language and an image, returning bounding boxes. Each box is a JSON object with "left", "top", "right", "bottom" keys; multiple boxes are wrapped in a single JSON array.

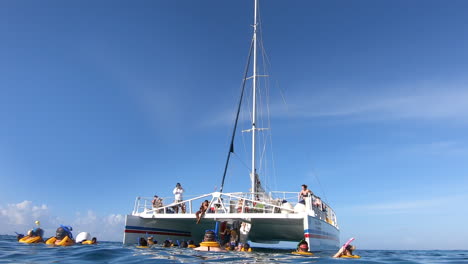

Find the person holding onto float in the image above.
[
  {"left": 292, "top": 240, "right": 313, "bottom": 255},
  {"left": 240, "top": 243, "right": 252, "bottom": 252},
  {"left": 147, "top": 236, "right": 156, "bottom": 246},
  {"left": 82, "top": 237, "right": 97, "bottom": 245},
  {"left": 18, "top": 220, "right": 44, "bottom": 244},
  {"left": 162, "top": 239, "right": 174, "bottom": 247},
  {"left": 46, "top": 225, "right": 75, "bottom": 246},
  {"left": 333, "top": 238, "right": 361, "bottom": 258},
  {"left": 187, "top": 240, "right": 197, "bottom": 248},
  {"left": 76, "top": 232, "right": 98, "bottom": 245},
  {"left": 136, "top": 237, "right": 149, "bottom": 248},
  {"left": 194, "top": 230, "right": 226, "bottom": 252}
]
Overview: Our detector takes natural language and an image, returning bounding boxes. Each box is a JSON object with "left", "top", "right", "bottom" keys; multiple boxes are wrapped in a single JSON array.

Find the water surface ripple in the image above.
[{"left": 1, "top": 235, "right": 467, "bottom": 263}]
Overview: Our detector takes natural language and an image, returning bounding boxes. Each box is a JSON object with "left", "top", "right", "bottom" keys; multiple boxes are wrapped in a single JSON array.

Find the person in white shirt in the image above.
[{"left": 173, "top": 183, "right": 186, "bottom": 213}]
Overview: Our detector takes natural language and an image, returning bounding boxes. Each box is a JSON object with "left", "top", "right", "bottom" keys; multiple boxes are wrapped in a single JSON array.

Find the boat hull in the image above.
[
  {"left": 124, "top": 214, "right": 212, "bottom": 245},
  {"left": 123, "top": 213, "right": 339, "bottom": 251}
]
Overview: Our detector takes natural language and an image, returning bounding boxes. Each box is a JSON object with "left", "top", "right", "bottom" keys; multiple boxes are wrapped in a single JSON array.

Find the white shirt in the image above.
[{"left": 173, "top": 187, "right": 184, "bottom": 200}]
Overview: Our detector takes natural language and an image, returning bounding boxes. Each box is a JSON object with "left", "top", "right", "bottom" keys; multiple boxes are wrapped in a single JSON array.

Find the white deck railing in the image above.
[{"left": 132, "top": 191, "right": 339, "bottom": 228}]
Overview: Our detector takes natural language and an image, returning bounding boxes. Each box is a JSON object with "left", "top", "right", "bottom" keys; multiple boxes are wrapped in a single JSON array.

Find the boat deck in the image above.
[{"left": 132, "top": 191, "right": 339, "bottom": 229}]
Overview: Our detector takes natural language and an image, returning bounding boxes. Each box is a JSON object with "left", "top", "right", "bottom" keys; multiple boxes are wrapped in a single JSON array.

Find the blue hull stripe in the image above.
[
  {"left": 304, "top": 229, "right": 337, "bottom": 237},
  {"left": 125, "top": 225, "right": 191, "bottom": 235}
]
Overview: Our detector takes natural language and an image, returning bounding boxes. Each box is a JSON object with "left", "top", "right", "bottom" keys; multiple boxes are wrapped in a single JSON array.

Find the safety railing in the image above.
[{"left": 132, "top": 191, "right": 339, "bottom": 228}]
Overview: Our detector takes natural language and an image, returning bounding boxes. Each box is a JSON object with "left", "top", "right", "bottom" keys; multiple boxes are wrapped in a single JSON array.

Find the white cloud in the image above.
[
  {"left": 0, "top": 201, "right": 52, "bottom": 227},
  {"left": 72, "top": 210, "right": 125, "bottom": 242},
  {"left": 0, "top": 201, "right": 124, "bottom": 242}
]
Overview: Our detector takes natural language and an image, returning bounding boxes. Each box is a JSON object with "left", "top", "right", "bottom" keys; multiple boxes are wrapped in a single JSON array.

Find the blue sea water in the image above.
[{"left": 1, "top": 235, "right": 467, "bottom": 264}]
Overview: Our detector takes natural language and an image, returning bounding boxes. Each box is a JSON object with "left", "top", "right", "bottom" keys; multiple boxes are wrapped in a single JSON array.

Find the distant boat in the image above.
[{"left": 123, "top": 0, "right": 340, "bottom": 251}]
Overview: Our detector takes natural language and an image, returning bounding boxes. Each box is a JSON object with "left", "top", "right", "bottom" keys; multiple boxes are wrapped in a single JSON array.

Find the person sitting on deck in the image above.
[
  {"left": 313, "top": 196, "right": 322, "bottom": 208},
  {"left": 237, "top": 199, "right": 247, "bottom": 213},
  {"left": 193, "top": 230, "right": 226, "bottom": 252},
  {"left": 152, "top": 195, "right": 163, "bottom": 213},
  {"left": 298, "top": 184, "right": 313, "bottom": 203},
  {"left": 196, "top": 200, "right": 210, "bottom": 224}
]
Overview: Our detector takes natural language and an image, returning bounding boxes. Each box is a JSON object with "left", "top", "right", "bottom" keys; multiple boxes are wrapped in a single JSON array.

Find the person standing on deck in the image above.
[{"left": 173, "top": 183, "right": 186, "bottom": 213}]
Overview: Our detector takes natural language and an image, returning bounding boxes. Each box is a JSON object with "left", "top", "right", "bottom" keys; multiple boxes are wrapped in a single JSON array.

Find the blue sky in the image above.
[{"left": 1, "top": 0, "right": 468, "bottom": 249}]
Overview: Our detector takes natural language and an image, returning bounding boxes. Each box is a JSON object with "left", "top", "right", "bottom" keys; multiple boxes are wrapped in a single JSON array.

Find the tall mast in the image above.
[{"left": 251, "top": 0, "right": 258, "bottom": 200}]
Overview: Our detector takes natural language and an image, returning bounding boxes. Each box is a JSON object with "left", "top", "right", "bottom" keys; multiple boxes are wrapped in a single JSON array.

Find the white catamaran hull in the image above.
[{"left": 124, "top": 203, "right": 339, "bottom": 251}]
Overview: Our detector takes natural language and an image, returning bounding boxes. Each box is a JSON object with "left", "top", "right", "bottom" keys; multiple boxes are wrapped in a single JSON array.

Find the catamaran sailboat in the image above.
[{"left": 123, "top": 0, "right": 340, "bottom": 251}]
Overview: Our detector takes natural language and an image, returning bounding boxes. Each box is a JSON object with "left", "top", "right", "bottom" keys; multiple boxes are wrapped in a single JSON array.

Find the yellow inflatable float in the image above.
[
  {"left": 46, "top": 236, "right": 75, "bottom": 246},
  {"left": 136, "top": 245, "right": 149, "bottom": 248},
  {"left": 292, "top": 251, "right": 314, "bottom": 256},
  {"left": 19, "top": 236, "right": 43, "bottom": 244},
  {"left": 340, "top": 255, "right": 361, "bottom": 258},
  {"left": 18, "top": 225, "right": 45, "bottom": 244}
]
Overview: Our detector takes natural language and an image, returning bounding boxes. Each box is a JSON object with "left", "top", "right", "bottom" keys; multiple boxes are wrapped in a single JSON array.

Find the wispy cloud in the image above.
[
  {"left": 204, "top": 80, "right": 468, "bottom": 128},
  {"left": 402, "top": 140, "right": 468, "bottom": 156},
  {"left": 0, "top": 201, "right": 124, "bottom": 241},
  {"left": 277, "top": 81, "right": 468, "bottom": 122}
]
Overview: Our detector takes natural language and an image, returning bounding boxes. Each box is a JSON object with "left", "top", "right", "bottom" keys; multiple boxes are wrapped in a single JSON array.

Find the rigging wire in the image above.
[
  {"left": 219, "top": 37, "right": 254, "bottom": 193},
  {"left": 257, "top": 3, "right": 279, "bottom": 193},
  {"left": 309, "top": 165, "right": 329, "bottom": 204},
  {"left": 232, "top": 152, "right": 253, "bottom": 173}
]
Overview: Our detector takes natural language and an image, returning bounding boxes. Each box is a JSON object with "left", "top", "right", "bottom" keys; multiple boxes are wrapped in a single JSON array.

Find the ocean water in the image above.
[{"left": 1, "top": 235, "right": 467, "bottom": 264}]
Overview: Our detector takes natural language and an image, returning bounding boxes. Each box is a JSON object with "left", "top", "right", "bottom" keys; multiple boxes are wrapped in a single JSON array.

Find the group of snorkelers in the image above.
[
  {"left": 137, "top": 230, "right": 251, "bottom": 252},
  {"left": 137, "top": 236, "right": 196, "bottom": 248},
  {"left": 137, "top": 230, "right": 357, "bottom": 258},
  {"left": 16, "top": 221, "right": 97, "bottom": 246}
]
